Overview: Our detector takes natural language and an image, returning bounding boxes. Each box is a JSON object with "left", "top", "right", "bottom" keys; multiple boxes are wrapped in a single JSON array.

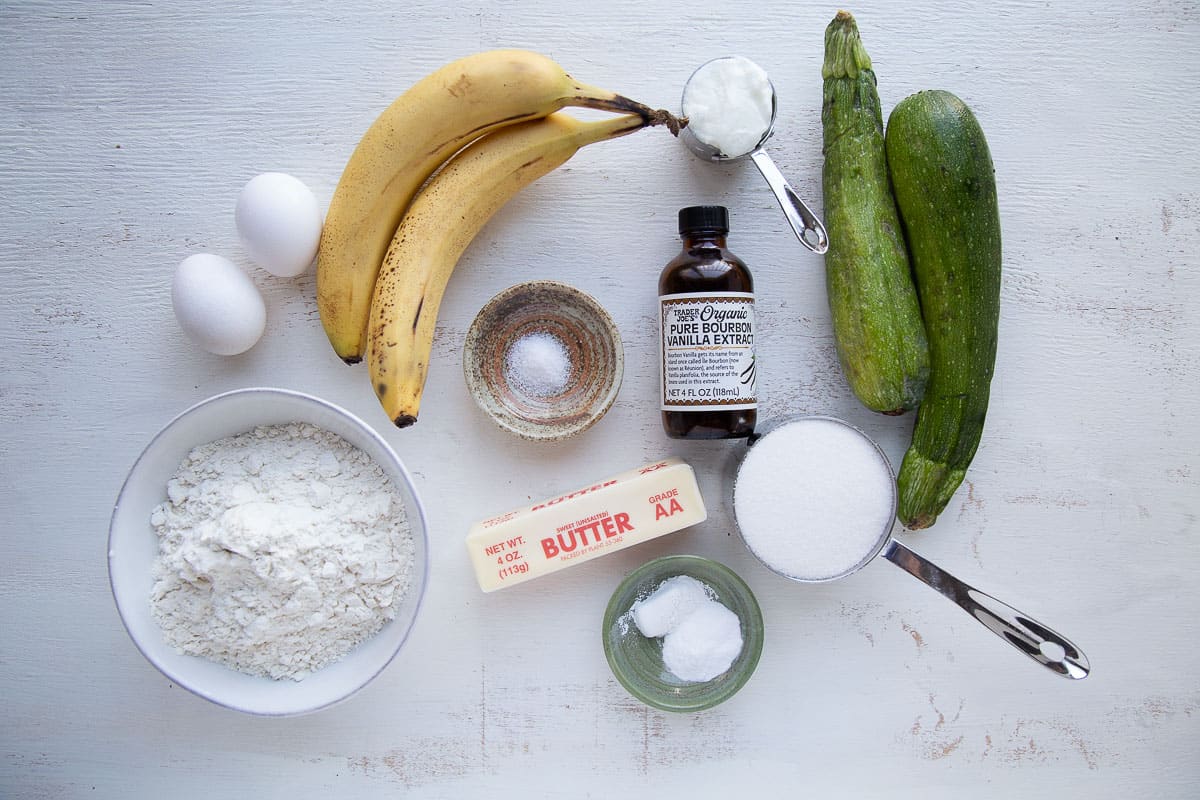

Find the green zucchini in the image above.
[
  {"left": 886, "top": 90, "right": 1002, "bottom": 529},
  {"left": 821, "top": 10, "right": 929, "bottom": 415}
]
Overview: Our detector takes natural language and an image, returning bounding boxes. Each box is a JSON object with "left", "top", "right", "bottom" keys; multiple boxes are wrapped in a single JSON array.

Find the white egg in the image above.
[
  {"left": 172, "top": 253, "right": 267, "bottom": 355},
  {"left": 235, "top": 172, "right": 323, "bottom": 278}
]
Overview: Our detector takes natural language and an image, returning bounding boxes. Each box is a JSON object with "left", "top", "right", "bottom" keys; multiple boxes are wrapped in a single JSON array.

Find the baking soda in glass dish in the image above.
[
  {"left": 733, "top": 417, "right": 895, "bottom": 581},
  {"left": 629, "top": 575, "right": 743, "bottom": 682},
  {"left": 631, "top": 574, "right": 711, "bottom": 638}
]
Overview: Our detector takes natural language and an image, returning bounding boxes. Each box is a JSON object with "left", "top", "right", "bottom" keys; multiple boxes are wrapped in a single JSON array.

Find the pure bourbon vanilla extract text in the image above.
[{"left": 658, "top": 206, "right": 757, "bottom": 439}]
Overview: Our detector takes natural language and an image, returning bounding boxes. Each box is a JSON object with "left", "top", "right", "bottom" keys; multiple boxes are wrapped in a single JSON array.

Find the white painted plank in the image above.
[{"left": 2, "top": 0, "right": 1198, "bottom": 797}]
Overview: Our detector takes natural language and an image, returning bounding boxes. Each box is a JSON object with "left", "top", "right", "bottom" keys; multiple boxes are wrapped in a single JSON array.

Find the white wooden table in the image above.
[{"left": 3, "top": 1, "right": 1198, "bottom": 796}]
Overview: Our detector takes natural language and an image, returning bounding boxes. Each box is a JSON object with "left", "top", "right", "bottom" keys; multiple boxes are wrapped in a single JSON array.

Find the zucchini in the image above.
[
  {"left": 821, "top": 11, "right": 929, "bottom": 415},
  {"left": 886, "top": 90, "right": 1002, "bottom": 529}
]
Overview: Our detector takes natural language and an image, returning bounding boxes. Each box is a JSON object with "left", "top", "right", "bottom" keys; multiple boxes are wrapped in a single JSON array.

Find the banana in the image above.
[
  {"left": 366, "top": 112, "right": 648, "bottom": 427},
  {"left": 317, "top": 49, "right": 678, "bottom": 363}
]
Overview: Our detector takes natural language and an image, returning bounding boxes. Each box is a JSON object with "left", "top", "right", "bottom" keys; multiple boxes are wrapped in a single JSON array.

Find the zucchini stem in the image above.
[{"left": 822, "top": 10, "right": 873, "bottom": 80}]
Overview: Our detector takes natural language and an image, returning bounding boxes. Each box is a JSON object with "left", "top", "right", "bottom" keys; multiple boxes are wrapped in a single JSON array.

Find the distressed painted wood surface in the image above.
[{"left": 2, "top": 0, "right": 1198, "bottom": 797}]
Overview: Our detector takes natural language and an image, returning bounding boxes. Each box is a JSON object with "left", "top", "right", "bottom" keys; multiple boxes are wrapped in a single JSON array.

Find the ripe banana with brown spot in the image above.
[
  {"left": 367, "top": 112, "right": 648, "bottom": 428},
  {"left": 317, "top": 49, "right": 678, "bottom": 363}
]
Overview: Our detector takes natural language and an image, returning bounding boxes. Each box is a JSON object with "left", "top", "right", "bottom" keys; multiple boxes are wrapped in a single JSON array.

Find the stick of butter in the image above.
[{"left": 466, "top": 458, "right": 707, "bottom": 592}]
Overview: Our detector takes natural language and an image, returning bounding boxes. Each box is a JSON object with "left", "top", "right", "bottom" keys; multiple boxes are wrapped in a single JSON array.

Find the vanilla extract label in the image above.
[{"left": 659, "top": 292, "right": 757, "bottom": 411}]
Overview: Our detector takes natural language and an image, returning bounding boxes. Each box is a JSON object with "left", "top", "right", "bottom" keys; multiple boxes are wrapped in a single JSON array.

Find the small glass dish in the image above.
[
  {"left": 463, "top": 280, "right": 623, "bottom": 442},
  {"left": 602, "top": 554, "right": 764, "bottom": 712}
]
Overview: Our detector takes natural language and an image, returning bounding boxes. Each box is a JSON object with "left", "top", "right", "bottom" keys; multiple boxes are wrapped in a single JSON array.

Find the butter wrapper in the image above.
[{"left": 466, "top": 458, "right": 707, "bottom": 592}]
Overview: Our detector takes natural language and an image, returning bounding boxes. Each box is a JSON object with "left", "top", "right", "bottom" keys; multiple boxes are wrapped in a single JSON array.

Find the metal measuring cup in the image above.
[
  {"left": 731, "top": 415, "right": 1090, "bottom": 680},
  {"left": 680, "top": 56, "right": 829, "bottom": 254}
]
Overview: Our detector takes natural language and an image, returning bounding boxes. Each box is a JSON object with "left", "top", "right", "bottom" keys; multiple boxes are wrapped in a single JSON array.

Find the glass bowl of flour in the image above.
[{"left": 108, "top": 387, "right": 429, "bottom": 716}]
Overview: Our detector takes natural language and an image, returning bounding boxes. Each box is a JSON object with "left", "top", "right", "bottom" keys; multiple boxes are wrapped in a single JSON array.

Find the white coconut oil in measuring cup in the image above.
[
  {"left": 732, "top": 416, "right": 1090, "bottom": 679},
  {"left": 680, "top": 56, "right": 829, "bottom": 254}
]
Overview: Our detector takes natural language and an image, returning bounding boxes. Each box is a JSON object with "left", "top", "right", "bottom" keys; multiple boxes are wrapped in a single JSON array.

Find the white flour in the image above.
[{"left": 149, "top": 423, "right": 414, "bottom": 681}]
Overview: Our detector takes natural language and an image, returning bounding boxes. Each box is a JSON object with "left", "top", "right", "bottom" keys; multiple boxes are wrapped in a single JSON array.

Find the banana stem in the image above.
[{"left": 570, "top": 81, "right": 685, "bottom": 135}]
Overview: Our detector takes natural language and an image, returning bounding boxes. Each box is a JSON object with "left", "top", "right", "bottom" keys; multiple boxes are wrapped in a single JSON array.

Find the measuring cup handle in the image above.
[
  {"left": 749, "top": 149, "right": 829, "bottom": 254},
  {"left": 881, "top": 540, "right": 1090, "bottom": 679}
]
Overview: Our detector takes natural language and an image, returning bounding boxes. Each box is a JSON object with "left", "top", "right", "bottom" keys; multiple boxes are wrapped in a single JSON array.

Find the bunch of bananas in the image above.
[{"left": 316, "top": 49, "right": 680, "bottom": 427}]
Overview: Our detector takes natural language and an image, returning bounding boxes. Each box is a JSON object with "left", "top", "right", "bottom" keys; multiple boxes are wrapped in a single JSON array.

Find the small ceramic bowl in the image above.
[
  {"left": 463, "top": 280, "right": 623, "bottom": 442},
  {"left": 108, "top": 388, "right": 430, "bottom": 716},
  {"left": 602, "top": 555, "right": 764, "bottom": 712}
]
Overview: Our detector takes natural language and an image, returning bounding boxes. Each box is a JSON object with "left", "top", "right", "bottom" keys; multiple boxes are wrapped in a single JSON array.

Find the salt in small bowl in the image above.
[{"left": 463, "top": 280, "right": 623, "bottom": 442}]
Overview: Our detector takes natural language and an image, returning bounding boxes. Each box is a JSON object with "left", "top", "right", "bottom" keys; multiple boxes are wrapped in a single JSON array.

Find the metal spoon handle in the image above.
[
  {"left": 882, "top": 540, "right": 1089, "bottom": 679},
  {"left": 749, "top": 149, "right": 829, "bottom": 254}
]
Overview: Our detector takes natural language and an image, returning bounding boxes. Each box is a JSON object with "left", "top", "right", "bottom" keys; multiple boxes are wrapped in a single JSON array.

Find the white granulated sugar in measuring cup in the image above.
[
  {"left": 730, "top": 417, "right": 1092, "bottom": 680},
  {"left": 733, "top": 417, "right": 895, "bottom": 581},
  {"left": 681, "top": 55, "right": 774, "bottom": 158}
]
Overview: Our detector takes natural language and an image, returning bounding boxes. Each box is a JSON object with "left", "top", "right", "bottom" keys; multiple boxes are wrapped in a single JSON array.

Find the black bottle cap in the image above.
[{"left": 678, "top": 205, "right": 729, "bottom": 235}]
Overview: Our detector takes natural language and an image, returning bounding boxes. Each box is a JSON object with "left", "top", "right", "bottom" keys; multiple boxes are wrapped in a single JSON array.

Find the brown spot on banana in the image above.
[
  {"left": 447, "top": 73, "right": 473, "bottom": 98},
  {"left": 411, "top": 297, "right": 424, "bottom": 333}
]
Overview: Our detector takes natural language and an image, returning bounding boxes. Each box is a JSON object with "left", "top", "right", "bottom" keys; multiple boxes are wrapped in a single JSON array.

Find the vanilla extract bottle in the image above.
[{"left": 658, "top": 205, "right": 757, "bottom": 439}]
